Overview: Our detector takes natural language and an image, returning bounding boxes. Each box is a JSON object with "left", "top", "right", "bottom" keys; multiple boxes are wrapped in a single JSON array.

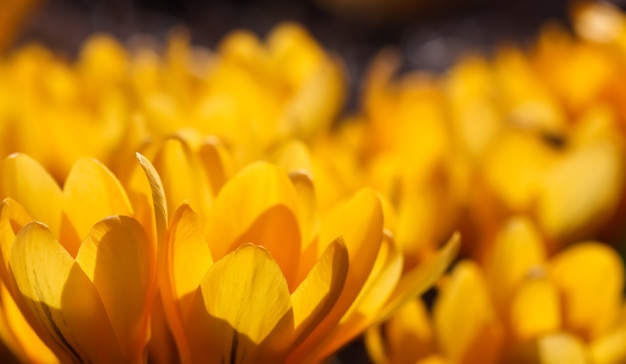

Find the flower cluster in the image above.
[{"left": 0, "top": 0, "right": 625, "bottom": 363}]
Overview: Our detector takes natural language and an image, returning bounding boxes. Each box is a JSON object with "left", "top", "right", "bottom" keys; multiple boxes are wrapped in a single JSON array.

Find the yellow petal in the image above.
[
  {"left": 0, "top": 199, "right": 31, "bottom": 290},
  {"left": 166, "top": 204, "right": 213, "bottom": 308},
  {"left": 537, "top": 140, "right": 624, "bottom": 244},
  {"left": 482, "top": 131, "right": 556, "bottom": 211},
  {"left": 197, "top": 137, "right": 233, "bottom": 195},
  {"left": 10, "top": 222, "right": 122, "bottom": 363},
  {"left": 364, "top": 325, "right": 389, "bottom": 364},
  {"left": 205, "top": 162, "right": 301, "bottom": 290},
  {"left": 536, "top": 333, "right": 589, "bottom": 364},
  {"left": 75, "top": 216, "right": 156, "bottom": 361},
  {"left": 289, "top": 238, "right": 348, "bottom": 350},
  {"left": 151, "top": 138, "right": 213, "bottom": 219},
  {"left": 589, "top": 326, "right": 626, "bottom": 364},
  {"left": 185, "top": 244, "right": 294, "bottom": 363},
  {"left": 485, "top": 217, "right": 547, "bottom": 315},
  {"left": 548, "top": 243, "right": 624, "bottom": 340},
  {"left": 317, "top": 231, "right": 403, "bottom": 359},
  {"left": 0, "top": 281, "right": 58, "bottom": 363},
  {"left": 163, "top": 204, "right": 213, "bottom": 362},
  {"left": 509, "top": 278, "right": 561, "bottom": 341},
  {"left": 433, "top": 260, "right": 503, "bottom": 364},
  {"left": 137, "top": 152, "right": 168, "bottom": 248},
  {"left": 377, "top": 233, "right": 459, "bottom": 323},
  {"left": 62, "top": 158, "right": 133, "bottom": 256},
  {"left": 0, "top": 154, "right": 62, "bottom": 235},
  {"left": 387, "top": 299, "right": 436, "bottom": 364},
  {"left": 291, "top": 189, "right": 383, "bottom": 362}
]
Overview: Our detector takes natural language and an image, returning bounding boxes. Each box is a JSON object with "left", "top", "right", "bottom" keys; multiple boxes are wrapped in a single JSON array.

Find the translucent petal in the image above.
[
  {"left": 75, "top": 216, "right": 156, "bottom": 361},
  {"left": 204, "top": 162, "right": 301, "bottom": 290},
  {"left": 63, "top": 158, "right": 133, "bottom": 256},
  {"left": 185, "top": 244, "right": 294, "bottom": 363},
  {"left": 10, "top": 222, "right": 122, "bottom": 363},
  {"left": 0, "top": 154, "right": 62, "bottom": 235}
]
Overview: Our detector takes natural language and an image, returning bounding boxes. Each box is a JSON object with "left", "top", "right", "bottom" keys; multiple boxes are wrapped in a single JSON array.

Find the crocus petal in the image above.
[
  {"left": 137, "top": 152, "right": 168, "bottom": 247},
  {"left": 548, "top": 242, "right": 624, "bottom": 340},
  {"left": 536, "top": 333, "right": 589, "bottom": 364},
  {"left": 75, "top": 216, "right": 156, "bottom": 362},
  {"left": 386, "top": 299, "right": 436, "bottom": 364},
  {"left": 10, "top": 222, "right": 122, "bottom": 363},
  {"left": 482, "top": 131, "right": 556, "bottom": 211},
  {"left": 317, "top": 231, "right": 403, "bottom": 359},
  {"left": 485, "top": 216, "right": 547, "bottom": 315},
  {"left": 163, "top": 204, "right": 213, "bottom": 362},
  {"left": 197, "top": 137, "right": 233, "bottom": 194},
  {"left": 509, "top": 278, "right": 562, "bottom": 341},
  {"left": 364, "top": 325, "right": 389, "bottom": 364},
  {"left": 167, "top": 204, "right": 213, "bottom": 309},
  {"left": 290, "top": 188, "right": 383, "bottom": 362},
  {"left": 0, "top": 281, "right": 58, "bottom": 363},
  {"left": 62, "top": 158, "right": 133, "bottom": 256},
  {"left": 151, "top": 138, "right": 213, "bottom": 219},
  {"left": 377, "top": 233, "right": 459, "bottom": 323},
  {"left": 289, "top": 238, "right": 348, "bottom": 351},
  {"left": 0, "top": 154, "right": 62, "bottom": 235},
  {"left": 537, "top": 140, "right": 624, "bottom": 244},
  {"left": 0, "top": 199, "right": 31, "bottom": 289},
  {"left": 185, "top": 244, "right": 294, "bottom": 363},
  {"left": 204, "top": 162, "right": 302, "bottom": 290},
  {"left": 589, "top": 326, "right": 626, "bottom": 364},
  {"left": 433, "top": 261, "right": 503, "bottom": 364}
]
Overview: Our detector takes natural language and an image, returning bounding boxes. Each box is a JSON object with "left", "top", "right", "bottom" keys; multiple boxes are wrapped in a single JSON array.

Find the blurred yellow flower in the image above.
[
  {"left": 0, "top": 22, "right": 344, "bottom": 182},
  {"left": 0, "top": 154, "right": 157, "bottom": 363},
  {"left": 367, "top": 216, "right": 626, "bottom": 364}
]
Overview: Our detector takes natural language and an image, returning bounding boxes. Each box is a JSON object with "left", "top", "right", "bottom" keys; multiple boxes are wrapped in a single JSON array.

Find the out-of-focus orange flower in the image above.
[{"left": 367, "top": 216, "right": 626, "bottom": 364}]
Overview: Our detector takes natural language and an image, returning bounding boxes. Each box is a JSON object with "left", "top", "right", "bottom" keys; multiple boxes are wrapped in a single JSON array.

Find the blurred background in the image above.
[{"left": 9, "top": 0, "right": 600, "bottom": 109}]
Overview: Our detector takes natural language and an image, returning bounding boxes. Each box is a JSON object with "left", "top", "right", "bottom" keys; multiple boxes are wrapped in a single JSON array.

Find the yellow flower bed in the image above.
[{"left": 0, "top": 0, "right": 625, "bottom": 363}]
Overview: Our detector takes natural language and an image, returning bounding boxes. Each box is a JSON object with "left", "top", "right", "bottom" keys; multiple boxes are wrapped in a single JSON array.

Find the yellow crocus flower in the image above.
[
  {"left": 0, "top": 153, "right": 157, "bottom": 363},
  {"left": 135, "top": 144, "right": 458, "bottom": 363},
  {"left": 366, "top": 216, "right": 626, "bottom": 364}
]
